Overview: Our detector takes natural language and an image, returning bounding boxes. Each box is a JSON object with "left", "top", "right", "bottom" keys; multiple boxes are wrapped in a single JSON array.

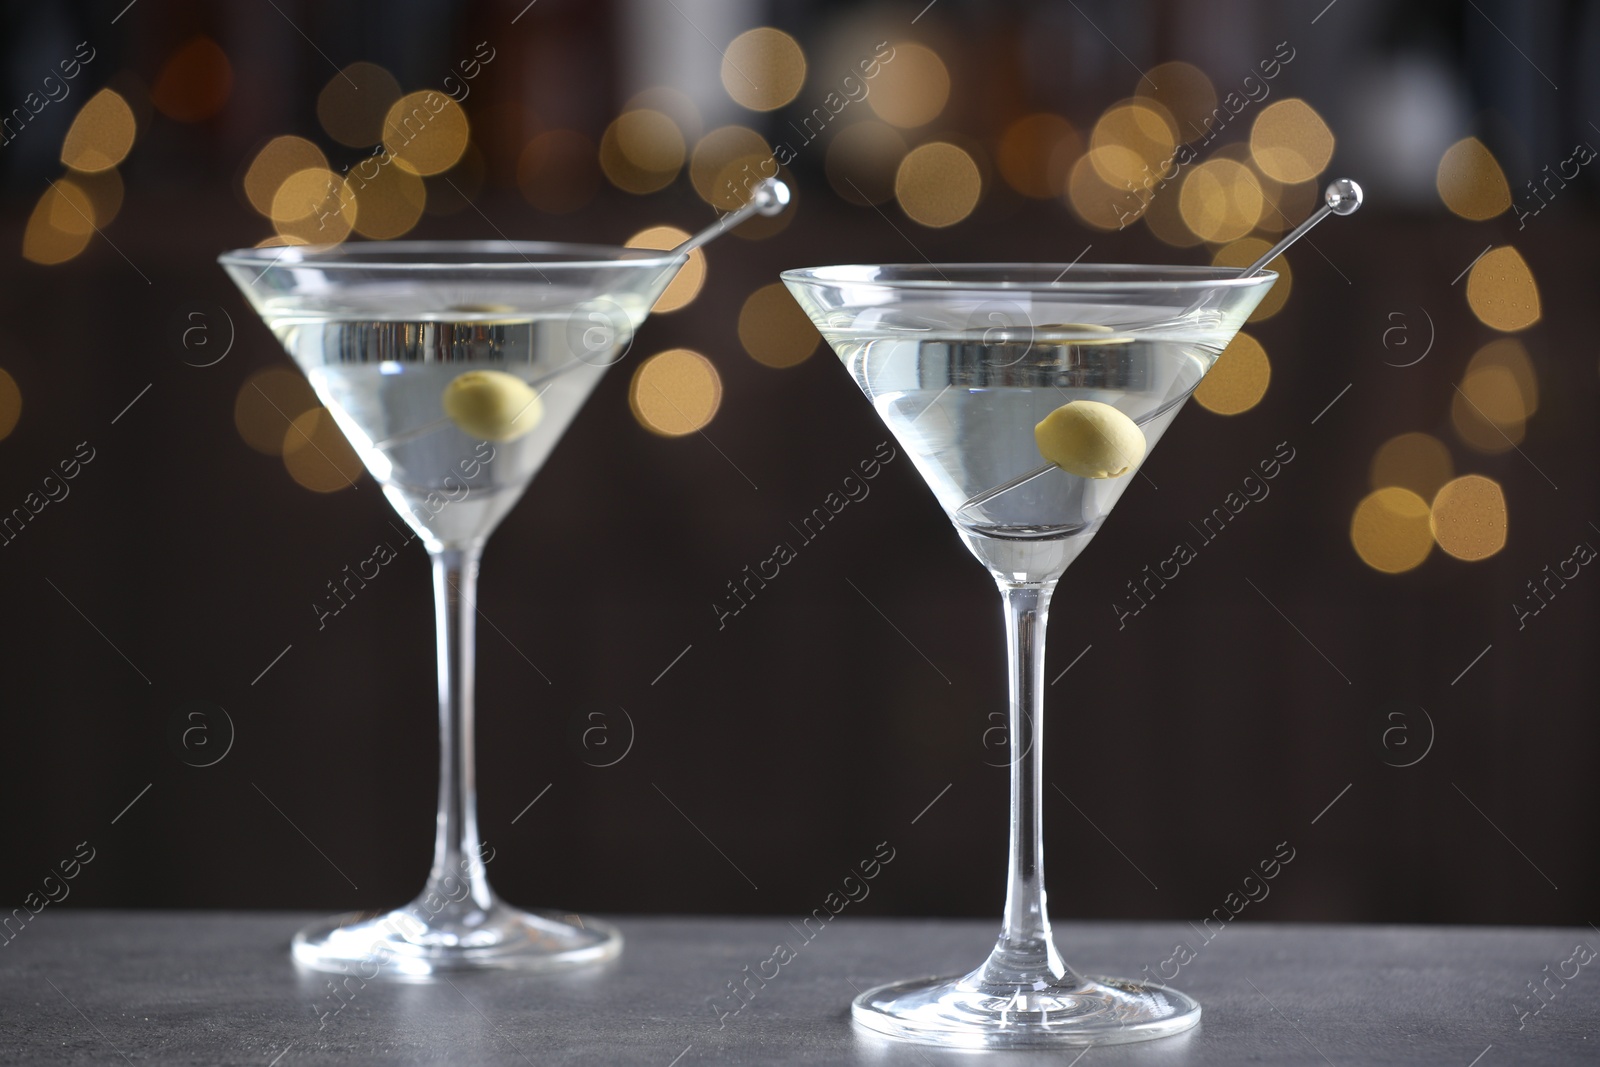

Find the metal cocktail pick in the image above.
[
  {"left": 674, "top": 178, "right": 792, "bottom": 254},
  {"left": 956, "top": 178, "right": 1364, "bottom": 517},
  {"left": 369, "top": 180, "right": 793, "bottom": 452},
  {"left": 1241, "top": 177, "right": 1363, "bottom": 275}
]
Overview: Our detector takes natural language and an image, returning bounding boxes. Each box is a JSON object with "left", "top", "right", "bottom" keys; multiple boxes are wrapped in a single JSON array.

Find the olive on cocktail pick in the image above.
[
  {"left": 956, "top": 177, "right": 1364, "bottom": 516},
  {"left": 959, "top": 399, "right": 1144, "bottom": 515},
  {"left": 1033, "top": 401, "right": 1145, "bottom": 479},
  {"left": 442, "top": 370, "right": 543, "bottom": 442},
  {"left": 375, "top": 182, "right": 796, "bottom": 453}
]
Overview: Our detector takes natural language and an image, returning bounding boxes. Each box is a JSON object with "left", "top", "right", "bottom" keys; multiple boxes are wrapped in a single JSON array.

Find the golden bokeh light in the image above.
[
  {"left": 1193, "top": 332, "right": 1270, "bottom": 415},
  {"left": 517, "top": 130, "right": 599, "bottom": 214},
  {"left": 61, "top": 89, "right": 136, "bottom": 173},
  {"left": 271, "top": 168, "right": 356, "bottom": 244},
  {"left": 1431, "top": 474, "right": 1507, "bottom": 561},
  {"left": 1252, "top": 175, "right": 1318, "bottom": 235},
  {"left": 896, "top": 142, "right": 981, "bottom": 227},
  {"left": 721, "top": 27, "right": 806, "bottom": 111},
  {"left": 1067, "top": 152, "right": 1142, "bottom": 230},
  {"left": 1250, "top": 98, "right": 1334, "bottom": 184},
  {"left": 613, "top": 109, "right": 687, "bottom": 174},
  {"left": 21, "top": 185, "right": 93, "bottom": 265},
  {"left": 1370, "top": 432, "right": 1454, "bottom": 500},
  {"left": 235, "top": 367, "right": 319, "bottom": 455},
  {"left": 627, "top": 87, "right": 703, "bottom": 143},
  {"left": 997, "top": 113, "right": 1079, "bottom": 199},
  {"left": 624, "top": 225, "right": 706, "bottom": 314},
  {"left": 1351, "top": 487, "right": 1434, "bottom": 574},
  {"left": 600, "top": 109, "right": 686, "bottom": 194},
  {"left": 1136, "top": 62, "right": 1218, "bottom": 139},
  {"left": 69, "top": 168, "right": 124, "bottom": 228},
  {"left": 318, "top": 62, "right": 402, "bottom": 148},
  {"left": 738, "top": 283, "right": 820, "bottom": 368},
  {"left": 1470, "top": 338, "right": 1538, "bottom": 415},
  {"left": 283, "top": 407, "right": 364, "bottom": 492},
  {"left": 383, "top": 92, "right": 469, "bottom": 176},
  {"left": 1452, "top": 363, "right": 1526, "bottom": 453},
  {"left": 630, "top": 349, "right": 723, "bottom": 436},
  {"left": 867, "top": 43, "right": 949, "bottom": 128},
  {"left": 689, "top": 125, "right": 772, "bottom": 209},
  {"left": 1212, "top": 238, "right": 1291, "bottom": 321},
  {"left": 1180, "top": 158, "right": 1264, "bottom": 242},
  {"left": 45, "top": 179, "right": 97, "bottom": 236},
  {"left": 243, "top": 136, "right": 328, "bottom": 216},
  {"left": 350, "top": 163, "right": 426, "bottom": 240},
  {"left": 1466, "top": 246, "right": 1541, "bottom": 332},
  {"left": 826, "top": 120, "right": 907, "bottom": 205},
  {"left": 151, "top": 36, "right": 233, "bottom": 122},
  {"left": 1141, "top": 179, "right": 1204, "bottom": 246},
  {"left": 1437, "top": 137, "right": 1510, "bottom": 220},
  {"left": 0, "top": 368, "right": 20, "bottom": 441},
  {"left": 1089, "top": 101, "right": 1176, "bottom": 187}
]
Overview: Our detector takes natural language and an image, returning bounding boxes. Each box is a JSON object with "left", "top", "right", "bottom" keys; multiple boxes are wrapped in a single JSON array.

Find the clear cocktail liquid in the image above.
[
  {"left": 270, "top": 310, "right": 622, "bottom": 546},
  {"left": 837, "top": 331, "right": 1220, "bottom": 578}
]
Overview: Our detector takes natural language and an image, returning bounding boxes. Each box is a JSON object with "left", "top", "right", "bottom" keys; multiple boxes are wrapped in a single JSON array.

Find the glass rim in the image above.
[
  {"left": 781, "top": 262, "right": 1278, "bottom": 292},
  {"left": 217, "top": 239, "right": 686, "bottom": 272}
]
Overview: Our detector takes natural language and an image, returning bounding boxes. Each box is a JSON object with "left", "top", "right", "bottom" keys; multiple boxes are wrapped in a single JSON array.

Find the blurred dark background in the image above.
[{"left": 1, "top": 0, "right": 1596, "bottom": 933}]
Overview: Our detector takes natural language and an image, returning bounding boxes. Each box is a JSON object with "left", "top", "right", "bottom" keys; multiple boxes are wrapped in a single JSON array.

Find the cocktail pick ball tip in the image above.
[{"left": 1325, "top": 178, "right": 1362, "bottom": 216}]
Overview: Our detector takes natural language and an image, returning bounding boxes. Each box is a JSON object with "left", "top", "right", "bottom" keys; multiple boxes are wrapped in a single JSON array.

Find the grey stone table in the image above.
[{"left": 1, "top": 913, "right": 1595, "bottom": 1065}]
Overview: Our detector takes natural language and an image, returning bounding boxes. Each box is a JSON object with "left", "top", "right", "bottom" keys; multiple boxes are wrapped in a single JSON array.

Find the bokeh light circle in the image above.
[
  {"left": 1466, "top": 246, "right": 1541, "bottom": 332},
  {"left": 624, "top": 225, "right": 705, "bottom": 314},
  {"left": 895, "top": 142, "right": 981, "bottom": 227},
  {"left": 1179, "top": 158, "right": 1264, "bottom": 242},
  {"left": 997, "top": 113, "right": 1079, "bottom": 199},
  {"left": 1437, "top": 137, "right": 1511, "bottom": 221},
  {"left": 1370, "top": 432, "right": 1454, "bottom": 499},
  {"left": 721, "top": 27, "right": 807, "bottom": 111},
  {"left": 1430, "top": 475, "right": 1507, "bottom": 561},
  {"left": 600, "top": 109, "right": 686, "bottom": 194},
  {"left": 1193, "top": 332, "right": 1270, "bottom": 415},
  {"left": 1211, "top": 238, "right": 1291, "bottom": 321},
  {"left": 235, "top": 368, "right": 319, "bottom": 455},
  {"left": 1351, "top": 488, "right": 1434, "bottom": 574},
  {"left": 690, "top": 125, "right": 772, "bottom": 209},
  {"left": 61, "top": 89, "right": 136, "bottom": 173},
  {"left": 151, "top": 36, "right": 233, "bottom": 123},
  {"left": 243, "top": 136, "right": 328, "bottom": 216},
  {"left": 350, "top": 164, "right": 426, "bottom": 240},
  {"left": 270, "top": 168, "right": 356, "bottom": 244},
  {"left": 738, "top": 283, "right": 820, "bottom": 368},
  {"left": 630, "top": 350, "right": 723, "bottom": 436},
  {"left": 1250, "top": 98, "right": 1334, "bottom": 184},
  {"left": 318, "top": 62, "right": 402, "bottom": 148},
  {"left": 282, "top": 407, "right": 364, "bottom": 492},
  {"left": 867, "top": 43, "right": 949, "bottom": 129},
  {"left": 382, "top": 92, "right": 470, "bottom": 176}
]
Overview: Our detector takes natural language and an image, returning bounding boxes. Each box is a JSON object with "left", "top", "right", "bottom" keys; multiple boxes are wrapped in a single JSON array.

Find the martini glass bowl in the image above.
[
  {"left": 221, "top": 241, "right": 685, "bottom": 977},
  {"left": 783, "top": 263, "right": 1275, "bottom": 1046}
]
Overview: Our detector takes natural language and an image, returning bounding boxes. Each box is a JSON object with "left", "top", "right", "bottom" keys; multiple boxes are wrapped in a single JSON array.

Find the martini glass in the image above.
[
  {"left": 219, "top": 241, "right": 689, "bottom": 977},
  {"left": 783, "top": 263, "right": 1276, "bottom": 1046}
]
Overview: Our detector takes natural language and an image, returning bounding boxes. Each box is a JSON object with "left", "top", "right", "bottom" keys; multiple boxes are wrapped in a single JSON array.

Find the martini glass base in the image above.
[
  {"left": 291, "top": 900, "right": 621, "bottom": 979},
  {"left": 851, "top": 970, "right": 1200, "bottom": 1048}
]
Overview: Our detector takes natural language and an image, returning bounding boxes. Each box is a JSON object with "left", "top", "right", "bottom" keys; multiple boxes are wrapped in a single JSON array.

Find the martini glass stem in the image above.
[
  {"left": 984, "top": 581, "right": 1069, "bottom": 984},
  {"left": 426, "top": 545, "right": 495, "bottom": 918}
]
